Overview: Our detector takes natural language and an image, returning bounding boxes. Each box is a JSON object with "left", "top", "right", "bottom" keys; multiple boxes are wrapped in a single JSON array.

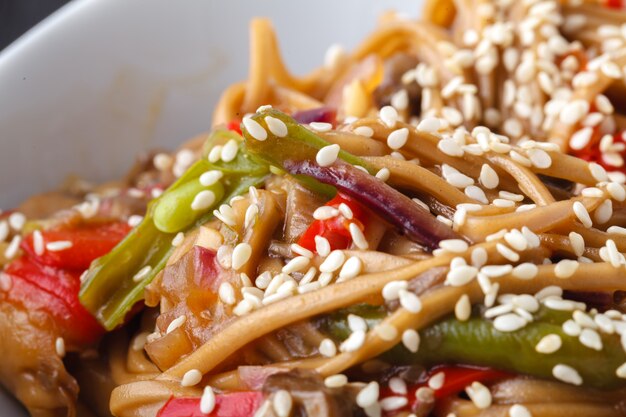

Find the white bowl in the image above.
[{"left": 0, "top": 0, "right": 418, "bottom": 415}]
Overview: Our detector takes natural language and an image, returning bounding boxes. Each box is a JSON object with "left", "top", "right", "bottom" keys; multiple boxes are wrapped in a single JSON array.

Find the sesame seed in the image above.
[
  {"left": 379, "top": 106, "right": 399, "bottom": 128},
  {"left": 349, "top": 223, "right": 369, "bottom": 250},
  {"left": 324, "top": 374, "right": 348, "bottom": 388},
  {"left": 55, "top": 337, "right": 66, "bottom": 357},
  {"left": 455, "top": 294, "right": 471, "bottom": 321},
  {"left": 493, "top": 198, "right": 516, "bottom": 208},
  {"left": 132, "top": 265, "right": 152, "bottom": 282},
  {"left": 166, "top": 315, "right": 186, "bottom": 334},
  {"left": 481, "top": 264, "right": 514, "bottom": 278},
  {"left": 375, "top": 168, "right": 391, "bottom": 181},
  {"left": 387, "top": 128, "right": 409, "bottom": 149},
  {"left": 339, "top": 256, "right": 363, "bottom": 280},
  {"left": 572, "top": 201, "right": 592, "bottom": 228},
  {"left": 399, "top": 290, "right": 422, "bottom": 313},
  {"left": 536, "top": 334, "right": 562, "bottom": 354},
  {"left": 220, "top": 139, "right": 239, "bottom": 162},
  {"left": 496, "top": 243, "right": 520, "bottom": 262},
  {"left": 581, "top": 187, "right": 604, "bottom": 198},
  {"left": 171, "top": 232, "right": 185, "bottom": 247},
  {"left": 316, "top": 144, "right": 341, "bottom": 167},
  {"left": 560, "top": 100, "right": 589, "bottom": 125},
  {"left": 356, "top": 381, "right": 379, "bottom": 408},
  {"left": 181, "top": 369, "right": 203, "bottom": 387},
  {"left": 290, "top": 243, "right": 313, "bottom": 259},
  {"left": 446, "top": 173, "right": 475, "bottom": 188},
  {"left": 446, "top": 265, "right": 478, "bottom": 286},
  {"left": 315, "top": 236, "right": 331, "bottom": 257},
  {"left": 439, "top": 239, "right": 469, "bottom": 253},
  {"left": 554, "top": 259, "right": 579, "bottom": 278},
  {"left": 32, "top": 230, "right": 44, "bottom": 256},
  {"left": 382, "top": 280, "right": 409, "bottom": 300},
  {"left": 310, "top": 122, "right": 333, "bottom": 133},
  {"left": 46, "top": 240, "right": 73, "bottom": 252},
  {"left": 319, "top": 250, "right": 346, "bottom": 273},
  {"left": 509, "top": 404, "right": 532, "bottom": 417},
  {"left": 438, "top": 138, "right": 464, "bottom": 157},
  {"left": 319, "top": 338, "right": 337, "bottom": 357},
  {"left": 417, "top": 117, "right": 441, "bottom": 133},
  {"left": 313, "top": 206, "right": 339, "bottom": 220},
  {"left": 348, "top": 314, "right": 368, "bottom": 332},
  {"left": 242, "top": 117, "right": 267, "bottom": 141},
  {"left": 340, "top": 329, "right": 366, "bottom": 352},
  {"left": 471, "top": 247, "right": 488, "bottom": 268},
  {"left": 191, "top": 190, "right": 216, "bottom": 211},
  {"left": 354, "top": 126, "right": 374, "bottom": 137},
  {"left": 485, "top": 304, "right": 514, "bottom": 319},
  {"left": 273, "top": 390, "right": 292, "bottom": 417},
  {"left": 231, "top": 243, "right": 252, "bottom": 270},
  {"left": 265, "top": 116, "right": 288, "bottom": 137},
  {"left": 589, "top": 162, "right": 609, "bottom": 182},
  {"left": 607, "top": 183, "right": 626, "bottom": 201},
  {"left": 127, "top": 215, "right": 143, "bottom": 227},
  {"left": 218, "top": 282, "right": 236, "bottom": 305},
  {"left": 617, "top": 363, "right": 626, "bottom": 379},
  {"left": 579, "top": 328, "right": 603, "bottom": 351},
  {"left": 380, "top": 396, "right": 408, "bottom": 411},
  {"left": 553, "top": 364, "right": 582, "bottom": 385},
  {"left": 200, "top": 170, "right": 224, "bottom": 186},
  {"left": 282, "top": 256, "right": 310, "bottom": 274},
  {"left": 208, "top": 146, "right": 223, "bottom": 163},
  {"left": 153, "top": 153, "right": 173, "bottom": 171},
  {"left": 8, "top": 212, "right": 25, "bottom": 231},
  {"left": 477, "top": 164, "right": 498, "bottom": 189},
  {"left": 545, "top": 298, "right": 577, "bottom": 311},
  {"left": 200, "top": 386, "right": 216, "bottom": 414},
  {"left": 562, "top": 319, "right": 582, "bottom": 336},
  {"left": 338, "top": 203, "right": 353, "bottom": 219},
  {"left": 504, "top": 230, "right": 528, "bottom": 251},
  {"left": 594, "top": 199, "right": 613, "bottom": 224},
  {"left": 494, "top": 313, "right": 527, "bottom": 332},
  {"left": 466, "top": 381, "right": 492, "bottom": 409},
  {"left": 402, "top": 329, "right": 420, "bottom": 353},
  {"left": 573, "top": 310, "right": 597, "bottom": 328}
]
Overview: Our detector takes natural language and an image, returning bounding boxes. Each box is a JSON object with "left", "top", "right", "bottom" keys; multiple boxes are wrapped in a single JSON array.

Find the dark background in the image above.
[{"left": 0, "top": 0, "right": 71, "bottom": 50}]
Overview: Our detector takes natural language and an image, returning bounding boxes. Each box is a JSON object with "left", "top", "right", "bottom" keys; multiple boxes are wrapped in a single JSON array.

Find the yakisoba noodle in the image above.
[{"left": 3, "top": 0, "right": 626, "bottom": 417}]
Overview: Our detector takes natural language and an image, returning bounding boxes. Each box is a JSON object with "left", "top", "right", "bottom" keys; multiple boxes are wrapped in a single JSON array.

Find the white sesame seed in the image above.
[
  {"left": 572, "top": 201, "right": 592, "bottom": 228},
  {"left": 319, "top": 338, "right": 337, "bottom": 357},
  {"left": 220, "top": 139, "right": 239, "bottom": 162},
  {"left": 218, "top": 282, "right": 236, "bottom": 305},
  {"left": 290, "top": 243, "right": 313, "bottom": 259},
  {"left": 466, "top": 381, "right": 492, "bottom": 409},
  {"left": 354, "top": 126, "right": 374, "bottom": 137},
  {"left": 8, "top": 213, "right": 25, "bottom": 231},
  {"left": 32, "top": 230, "right": 44, "bottom": 256},
  {"left": 560, "top": 100, "right": 589, "bottom": 125},
  {"left": 494, "top": 313, "right": 527, "bottom": 332},
  {"left": 319, "top": 250, "right": 346, "bottom": 273},
  {"left": 513, "top": 294, "right": 539, "bottom": 312},
  {"left": 232, "top": 299, "right": 253, "bottom": 316},
  {"left": 340, "top": 329, "right": 366, "bottom": 352},
  {"left": 545, "top": 298, "right": 578, "bottom": 311},
  {"left": 316, "top": 144, "right": 341, "bottom": 167},
  {"left": 594, "top": 199, "right": 613, "bottom": 224},
  {"left": 554, "top": 259, "right": 579, "bottom": 278},
  {"left": 485, "top": 304, "right": 514, "bottom": 319},
  {"left": 200, "top": 170, "right": 223, "bottom": 186},
  {"left": 455, "top": 294, "right": 471, "bottom": 321},
  {"left": 380, "top": 396, "right": 408, "bottom": 411},
  {"left": 349, "top": 223, "right": 369, "bottom": 250},
  {"left": 232, "top": 243, "right": 252, "bottom": 270},
  {"left": 589, "top": 162, "right": 609, "bottom": 182},
  {"left": 375, "top": 168, "right": 391, "bottom": 181},
  {"left": 446, "top": 173, "right": 475, "bottom": 188},
  {"left": 265, "top": 116, "right": 288, "bottom": 137},
  {"left": 426, "top": 372, "right": 445, "bottom": 391},
  {"left": 601, "top": 61, "right": 622, "bottom": 79},
  {"left": 399, "top": 290, "right": 422, "bottom": 313},
  {"left": 470, "top": 247, "right": 487, "bottom": 268},
  {"left": 446, "top": 265, "right": 478, "bottom": 286},
  {"left": 511, "top": 263, "right": 537, "bottom": 280},
  {"left": 338, "top": 203, "right": 353, "bottom": 219},
  {"left": 191, "top": 190, "right": 216, "bottom": 211},
  {"left": 439, "top": 239, "right": 469, "bottom": 253},
  {"left": 573, "top": 310, "right": 597, "bottom": 329},
  {"left": 536, "top": 334, "right": 562, "bottom": 354},
  {"left": 356, "top": 381, "right": 379, "bottom": 408},
  {"left": 181, "top": 369, "right": 203, "bottom": 387},
  {"left": 242, "top": 117, "right": 267, "bottom": 141},
  {"left": 387, "top": 128, "right": 409, "bottom": 150},
  {"left": 273, "top": 390, "right": 292, "bottom": 417},
  {"left": 348, "top": 314, "right": 368, "bottom": 333},
  {"left": 417, "top": 117, "right": 441, "bottom": 133},
  {"left": 581, "top": 187, "right": 604, "bottom": 198},
  {"left": 382, "top": 280, "right": 409, "bottom": 300},
  {"left": 579, "top": 328, "right": 603, "bottom": 351},
  {"left": 496, "top": 243, "right": 519, "bottom": 262},
  {"left": 509, "top": 150, "right": 532, "bottom": 166},
  {"left": 46, "top": 240, "right": 73, "bottom": 252},
  {"left": 493, "top": 198, "right": 515, "bottom": 208},
  {"left": 438, "top": 138, "right": 464, "bottom": 157},
  {"left": 402, "top": 329, "right": 420, "bottom": 353},
  {"left": 607, "top": 183, "right": 626, "bottom": 201},
  {"left": 153, "top": 153, "right": 173, "bottom": 171},
  {"left": 479, "top": 164, "right": 499, "bottom": 189},
  {"left": 504, "top": 230, "right": 528, "bottom": 251},
  {"left": 313, "top": 206, "right": 339, "bottom": 221},
  {"left": 339, "top": 256, "right": 362, "bottom": 280},
  {"left": 132, "top": 265, "right": 152, "bottom": 282},
  {"left": 310, "top": 122, "right": 333, "bottom": 132},
  {"left": 200, "top": 386, "right": 216, "bottom": 414},
  {"left": 282, "top": 256, "right": 310, "bottom": 274},
  {"left": 171, "top": 232, "right": 185, "bottom": 247},
  {"left": 324, "top": 374, "right": 348, "bottom": 388},
  {"left": 315, "top": 236, "right": 331, "bottom": 257},
  {"left": 509, "top": 404, "right": 532, "bottom": 417},
  {"left": 55, "top": 337, "right": 66, "bottom": 357},
  {"left": 167, "top": 315, "right": 186, "bottom": 334},
  {"left": 379, "top": 106, "right": 399, "bottom": 128},
  {"left": 562, "top": 319, "right": 582, "bottom": 337},
  {"left": 481, "top": 264, "right": 513, "bottom": 278},
  {"left": 553, "top": 364, "right": 582, "bottom": 385}
]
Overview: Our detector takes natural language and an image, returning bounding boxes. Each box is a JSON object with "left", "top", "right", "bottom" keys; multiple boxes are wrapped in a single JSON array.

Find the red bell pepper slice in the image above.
[
  {"left": 227, "top": 119, "right": 243, "bottom": 135},
  {"left": 379, "top": 365, "right": 509, "bottom": 413},
  {"left": 606, "top": 0, "right": 623, "bottom": 9},
  {"left": 570, "top": 129, "right": 626, "bottom": 176},
  {"left": 3, "top": 257, "right": 104, "bottom": 344},
  {"left": 157, "top": 392, "right": 264, "bottom": 417},
  {"left": 297, "top": 193, "right": 368, "bottom": 253},
  {"left": 21, "top": 222, "right": 131, "bottom": 270}
]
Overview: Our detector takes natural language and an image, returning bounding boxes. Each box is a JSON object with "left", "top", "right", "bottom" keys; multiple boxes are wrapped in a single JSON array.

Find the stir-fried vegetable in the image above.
[
  {"left": 241, "top": 109, "right": 460, "bottom": 249},
  {"left": 322, "top": 305, "right": 626, "bottom": 390},
  {"left": 80, "top": 130, "right": 269, "bottom": 330}
]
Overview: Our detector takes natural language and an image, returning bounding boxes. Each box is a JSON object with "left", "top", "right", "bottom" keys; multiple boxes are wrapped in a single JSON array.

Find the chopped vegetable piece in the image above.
[
  {"left": 20, "top": 222, "right": 131, "bottom": 270},
  {"left": 157, "top": 392, "right": 264, "bottom": 417},
  {"left": 4, "top": 257, "right": 104, "bottom": 345}
]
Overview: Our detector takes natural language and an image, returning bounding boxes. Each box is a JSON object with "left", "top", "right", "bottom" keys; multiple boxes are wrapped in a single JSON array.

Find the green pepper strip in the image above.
[
  {"left": 241, "top": 109, "right": 375, "bottom": 197},
  {"left": 79, "top": 130, "right": 269, "bottom": 330},
  {"left": 321, "top": 305, "right": 626, "bottom": 390}
]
